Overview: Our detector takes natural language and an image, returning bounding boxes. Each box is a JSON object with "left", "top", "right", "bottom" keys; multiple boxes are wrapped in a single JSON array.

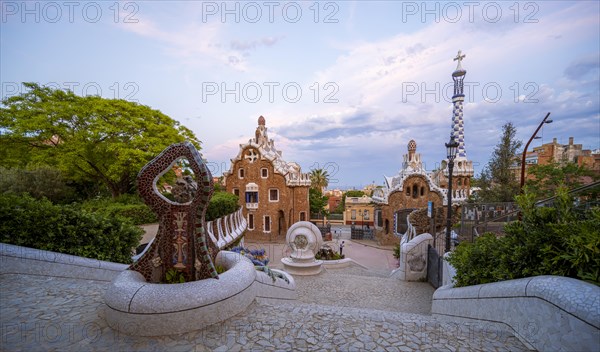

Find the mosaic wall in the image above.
[{"left": 130, "top": 142, "right": 219, "bottom": 283}]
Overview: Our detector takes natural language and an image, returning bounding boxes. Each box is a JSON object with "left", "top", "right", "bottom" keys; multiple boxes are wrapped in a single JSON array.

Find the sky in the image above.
[{"left": 2, "top": 1, "right": 599, "bottom": 189}]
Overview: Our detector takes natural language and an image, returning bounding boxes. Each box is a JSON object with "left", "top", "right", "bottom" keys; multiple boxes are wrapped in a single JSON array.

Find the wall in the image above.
[
  {"left": 432, "top": 275, "right": 600, "bottom": 351},
  {"left": 0, "top": 243, "right": 127, "bottom": 282}
]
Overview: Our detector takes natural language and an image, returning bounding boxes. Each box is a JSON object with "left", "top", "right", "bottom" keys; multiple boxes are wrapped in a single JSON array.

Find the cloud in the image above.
[
  {"left": 230, "top": 36, "right": 284, "bottom": 51},
  {"left": 564, "top": 54, "right": 600, "bottom": 80},
  {"left": 114, "top": 14, "right": 250, "bottom": 71}
]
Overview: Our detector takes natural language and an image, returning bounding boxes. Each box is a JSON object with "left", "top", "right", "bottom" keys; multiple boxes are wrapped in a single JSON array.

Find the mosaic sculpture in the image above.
[
  {"left": 281, "top": 221, "right": 323, "bottom": 275},
  {"left": 130, "top": 142, "right": 219, "bottom": 283}
]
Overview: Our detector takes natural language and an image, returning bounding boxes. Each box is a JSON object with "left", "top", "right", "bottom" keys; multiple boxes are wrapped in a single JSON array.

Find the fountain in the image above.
[{"left": 281, "top": 221, "right": 324, "bottom": 275}]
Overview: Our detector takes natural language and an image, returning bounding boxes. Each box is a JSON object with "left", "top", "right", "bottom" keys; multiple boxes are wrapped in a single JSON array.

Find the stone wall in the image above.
[
  {"left": 0, "top": 243, "right": 127, "bottom": 282},
  {"left": 408, "top": 205, "right": 461, "bottom": 235},
  {"left": 432, "top": 275, "right": 600, "bottom": 351}
]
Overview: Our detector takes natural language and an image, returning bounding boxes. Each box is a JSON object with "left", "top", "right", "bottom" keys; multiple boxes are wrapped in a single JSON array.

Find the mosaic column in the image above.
[{"left": 130, "top": 142, "right": 220, "bottom": 283}]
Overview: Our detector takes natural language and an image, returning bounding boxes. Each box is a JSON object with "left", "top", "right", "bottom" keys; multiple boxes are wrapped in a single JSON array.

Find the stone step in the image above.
[{"left": 228, "top": 300, "right": 532, "bottom": 351}]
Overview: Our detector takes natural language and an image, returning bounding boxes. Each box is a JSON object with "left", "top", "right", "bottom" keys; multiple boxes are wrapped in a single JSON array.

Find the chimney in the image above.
[{"left": 569, "top": 137, "right": 574, "bottom": 145}]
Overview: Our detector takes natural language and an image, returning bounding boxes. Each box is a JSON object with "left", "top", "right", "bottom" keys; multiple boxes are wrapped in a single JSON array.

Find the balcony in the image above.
[{"left": 246, "top": 202, "right": 258, "bottom": 210}]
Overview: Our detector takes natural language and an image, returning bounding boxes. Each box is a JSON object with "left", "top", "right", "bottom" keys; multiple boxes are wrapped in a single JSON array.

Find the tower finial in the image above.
[{"left": 453, "top": 50, "right": 466, "bottom": 72}]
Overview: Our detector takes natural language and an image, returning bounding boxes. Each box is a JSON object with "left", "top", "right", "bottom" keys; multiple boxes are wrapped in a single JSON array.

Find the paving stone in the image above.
[{"left": 1, "top": 268, "right": 530, "bottom": 352}]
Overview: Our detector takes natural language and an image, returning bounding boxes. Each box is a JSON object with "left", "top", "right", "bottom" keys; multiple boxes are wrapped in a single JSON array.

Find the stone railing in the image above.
[
  {"left": 133, "top": 207, "right": 247, "bottom": 262},
  {"left": 390, "top": 233, "right": 433, "bottom": 281},
  {"left": 432, "top": 275, "right": 600, "bottom": 351},
  {"left": 206, "top": 207, "right": 247, "bottom": 250}
]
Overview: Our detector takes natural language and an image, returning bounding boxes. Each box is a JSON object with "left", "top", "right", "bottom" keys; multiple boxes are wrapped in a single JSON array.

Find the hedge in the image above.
[{"left": 0, "top": 194, "right": 142, "bottom": 264}]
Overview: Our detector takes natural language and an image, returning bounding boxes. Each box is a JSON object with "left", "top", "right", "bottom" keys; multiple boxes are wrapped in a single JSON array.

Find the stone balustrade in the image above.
[
  {"left": 432, "top": 275, "right": 600, "bottom": 351},
  {"left": 206, "top": 207, "right": 247, "bottom": 250}
]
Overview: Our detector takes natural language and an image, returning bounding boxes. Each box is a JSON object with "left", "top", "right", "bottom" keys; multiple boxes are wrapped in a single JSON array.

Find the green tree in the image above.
[
  {"left": 525, "top": 161, "right": 597, "bottom": 199},
  {"left": 309, "top": 188, "right": 329, "bottom": 215},
  {"left": 310, "top": 168, "right": 329, "bottom": 192},
  {"left": 477, "top": 122, "right": 522, "bottom": 202},
  {"left": 0, "top": 83, "right": 200, "bottom": 198},
  {"left": 206, "top": 191, "right": 239, "bottom": 221}
]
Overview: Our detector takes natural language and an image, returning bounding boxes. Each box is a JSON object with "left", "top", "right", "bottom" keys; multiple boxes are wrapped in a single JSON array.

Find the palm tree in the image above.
[{"left": 310, "top": 169, "right": 329, "bottom": 193}]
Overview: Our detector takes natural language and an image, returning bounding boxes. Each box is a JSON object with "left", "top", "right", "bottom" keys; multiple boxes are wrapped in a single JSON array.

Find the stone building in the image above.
[
  {"left": 222, "top": 116, "right": 311, "bottom": 241},
  {"left": 343, "top": 195, "right": 374, "bottom": 227},
  {"left": 372, "top": 140, "right": 445, "bottom": 236},
  {"left": 511, "top": 137, "right": 600, "bottom": 183}
]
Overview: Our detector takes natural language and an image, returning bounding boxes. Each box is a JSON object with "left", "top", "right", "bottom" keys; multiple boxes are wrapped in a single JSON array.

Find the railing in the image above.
[
  {"left": 350, "top": 228, "right": 374, "bottom": 240},
  {"left": 246, "top": 203, "right": 258, "bottom": 210},
  {"left": 206, "top": 208, "right": 247, "bottom": 250},
  {"left": 471, "top": 180, "right": 600, "bottom": 239}
]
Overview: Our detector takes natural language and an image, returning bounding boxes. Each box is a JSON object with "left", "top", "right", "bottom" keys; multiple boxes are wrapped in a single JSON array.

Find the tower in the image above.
[
  {"left": 451, "top": 50, "right": 467, "bottom": 158},
  {"left": 444, "top": 50, "right": 474, "bottom": 201}
]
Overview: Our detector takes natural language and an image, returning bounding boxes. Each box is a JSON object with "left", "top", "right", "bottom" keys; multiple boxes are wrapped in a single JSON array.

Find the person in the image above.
[{"left": 339, "top": 241, "right": 345, "bottom": 256}]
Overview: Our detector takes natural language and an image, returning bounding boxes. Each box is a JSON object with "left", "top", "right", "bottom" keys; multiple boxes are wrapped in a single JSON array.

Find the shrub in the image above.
[
  {"left": 0, "top": 194, "right": 142, "bottom": 264},
  {"left": 393, "top": 243, "right": 400, "bottom": 259},
  {"left": 0, "top": 166, "right": 76, "bottom": 204},
  {"left": 206, "top": 191, "right": 239, "bottom": 221},
  {"left": 80, "top": 195, "right": 157, "bottom": 225},
  {"left": 448, "top": 187, "right": 600, "bottom": 287}
]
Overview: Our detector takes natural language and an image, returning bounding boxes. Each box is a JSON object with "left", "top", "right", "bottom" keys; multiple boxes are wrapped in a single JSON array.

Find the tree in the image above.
[
  {"left": 0, "top": 83, "right": 200, "bottom": 198},
  {"left": 206, "top": 191, "right": 239, "bottom": 221},
  {"left": 477, "top": 122, "right": 522, "bottom": 202},
  {"left": 309, "top": 188, "right": 329, "bottom": 215},
  {"left": 310, "top": 168, "right": 329, "bottom": 192},
  {"left": 525, "top": 161, "right": 597, "bottom": 199}
]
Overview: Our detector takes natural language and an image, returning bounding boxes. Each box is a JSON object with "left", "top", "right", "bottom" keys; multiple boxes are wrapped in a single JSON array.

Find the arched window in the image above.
[
  {"left": 385, "top": 219, "right": 389, "bottom": 234},
  {"left": 420, "top": 187, "right": 425, "bottom": 196},
  {"left": 412, "top": 184, "right": 418, "bottom": 199}
]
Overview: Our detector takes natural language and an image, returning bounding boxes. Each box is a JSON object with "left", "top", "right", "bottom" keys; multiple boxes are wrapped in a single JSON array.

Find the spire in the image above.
[{"left": 450, "top": 50, "right": 467, "bottom": 159}]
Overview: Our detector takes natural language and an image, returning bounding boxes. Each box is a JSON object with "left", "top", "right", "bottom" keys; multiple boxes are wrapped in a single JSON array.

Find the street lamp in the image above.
[
  {"left": 520, "top": 113, "right": 552, "bottom": 192},
  {"left": 445, "top": 137, "right": 459, "bottom": 253}
]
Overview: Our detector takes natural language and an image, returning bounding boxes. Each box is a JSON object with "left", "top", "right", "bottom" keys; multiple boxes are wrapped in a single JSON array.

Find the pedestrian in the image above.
[{"left": 339, "top": 241, "right": 345, "bottom": 256}]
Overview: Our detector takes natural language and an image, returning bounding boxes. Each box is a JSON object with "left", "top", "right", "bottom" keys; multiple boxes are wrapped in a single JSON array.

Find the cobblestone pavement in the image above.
[{"left": 1, "top": 270, "right": 531, "bottom": 351}]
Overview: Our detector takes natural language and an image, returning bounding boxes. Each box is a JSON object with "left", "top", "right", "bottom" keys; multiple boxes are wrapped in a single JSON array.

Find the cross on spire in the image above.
[{"left": 453, "top": 50, "right": 466, "bottom": 71}]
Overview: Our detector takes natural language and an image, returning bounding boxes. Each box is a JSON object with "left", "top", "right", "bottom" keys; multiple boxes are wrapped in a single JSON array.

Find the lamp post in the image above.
[
  {"left": 445, "top": 137, "right": 459, "bottom": 253},
  {"left": 520, "top": 113, "right": 552, "bottom": 192},
  {"left": 361, "top": 210, "right": 365, "bottom": 231}
]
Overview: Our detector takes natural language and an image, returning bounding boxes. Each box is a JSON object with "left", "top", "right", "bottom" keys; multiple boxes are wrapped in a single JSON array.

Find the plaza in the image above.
[{"left": 0, "top": 241, "right": 529, "bottom": 351}]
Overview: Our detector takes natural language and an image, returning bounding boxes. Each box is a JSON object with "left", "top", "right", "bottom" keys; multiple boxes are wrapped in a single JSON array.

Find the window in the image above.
[
  {"left": 264, "top": 216, "right": 271, "bottom": 232},
  {"left": 238, "top": 168, "right": 244, "bottom": 179},
  {"left": 364, "top": 210, "right": 369, "bottom": 220},
  {"left": 245, "top": 192, "right": 258, "bottom": 203},
  {"left": 248, "top": 214, "right": 254, "bottom": 229},
  {"left": 269, "top": 189, "right": 279, "bottom": 202},
  {"left": 412, "top": 184, "right": 418, "bottom": 199},
  {"left": 351, "top": 209, "right": 356, "bottom": 220},
  {"left": 420, "top": 187, "right": 425, "bottom": 196},
  {"left": 261, "top": 168, "right": 268, "bottom": 178},
  {"left": 233, "top": 188, "right": 240, "bottom": 197},
  {"left": 300, "top": 212, "right": 306, "bottom": 221},
  {"left": 406, "top": 187, "right": 410, "bottom": 196}
]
